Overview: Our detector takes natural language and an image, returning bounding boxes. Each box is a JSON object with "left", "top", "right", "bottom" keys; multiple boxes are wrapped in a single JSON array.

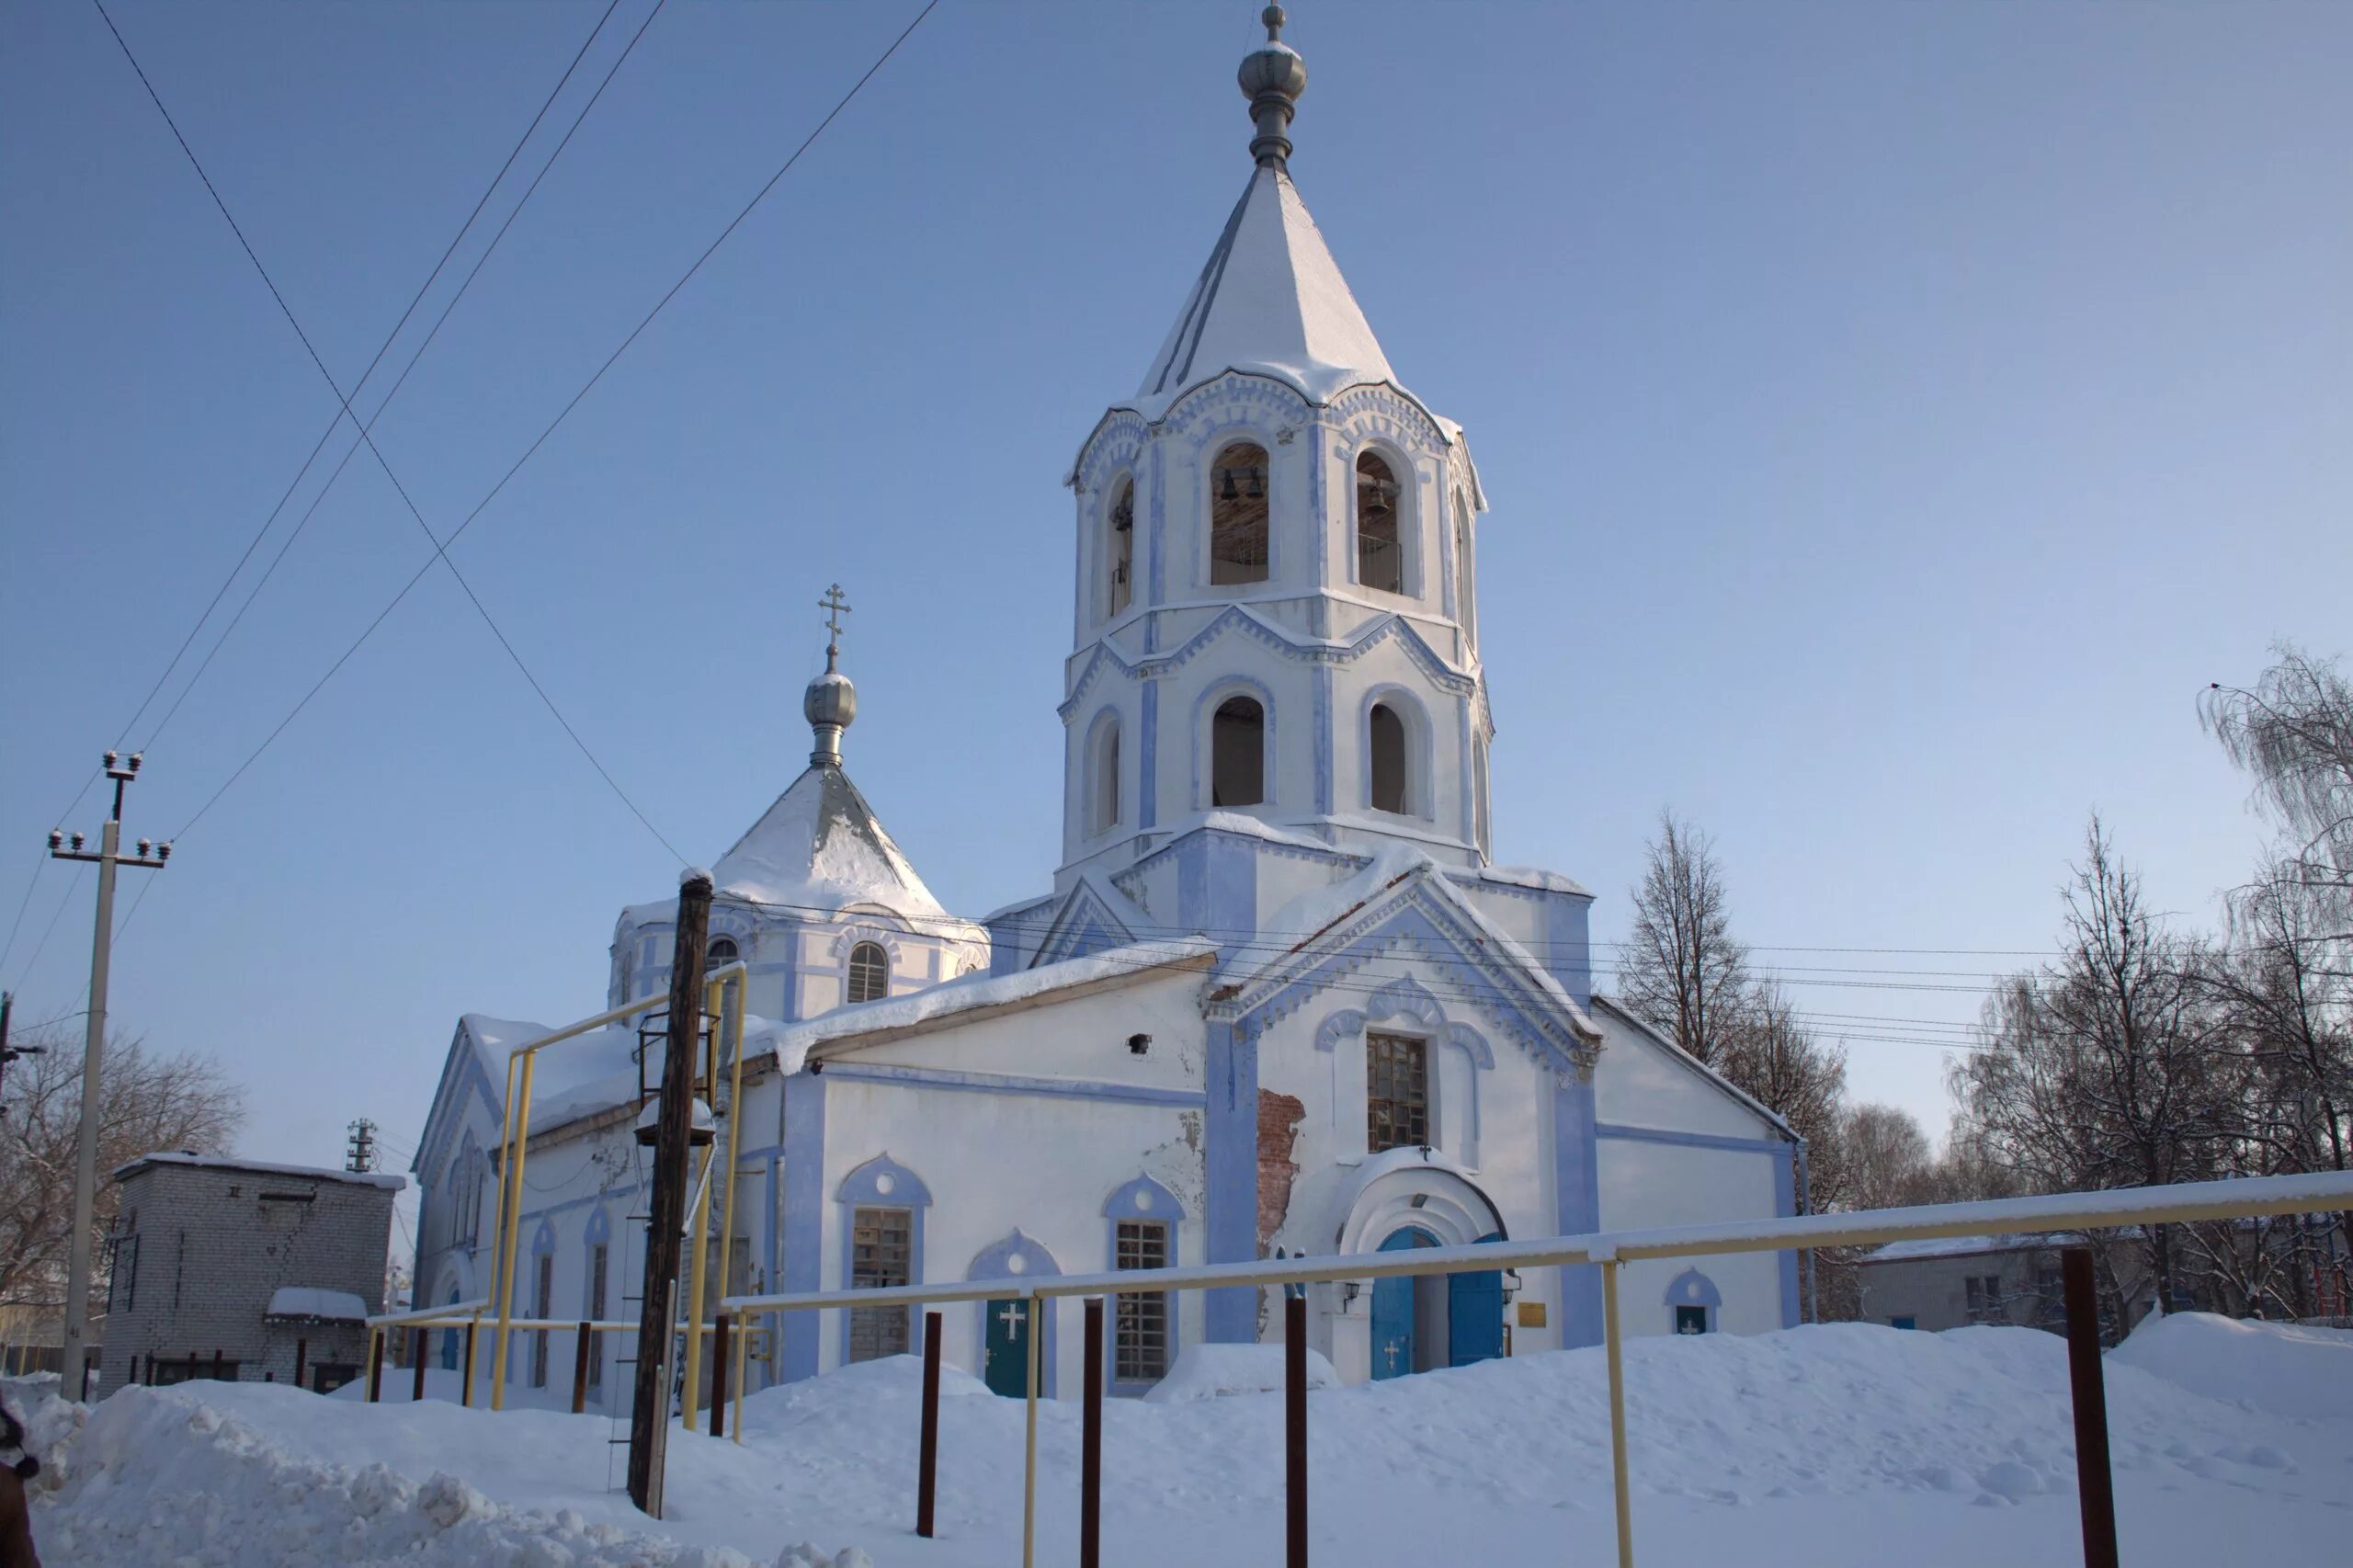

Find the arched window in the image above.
[
  {"left": 1453, "top": 493, "right": 1478, "bottom": 645},
  {"left": 1369, "top": 702, "right": 1408, "bottom": 814},
  {"left": 1089, "top": 716, "right": 1121, "bottom": 835},
  {"left": 706, "top": 936, "right": 738, "bottom": 969},
  {"left": 1211, "top": 696, "right": 1266, "bottom": 808},
  {"left": 847, "top": 941, "right": 889, "bottom": 1005},
  {"left": 1356, "top": 452, "right": 1404, "bottom": 594},
  {"left": 1106, "top": 478, "right": 1134, "bottom": 619},
  {"left": 1209, "top": 442, "right": 1269, "bottom": 585}
]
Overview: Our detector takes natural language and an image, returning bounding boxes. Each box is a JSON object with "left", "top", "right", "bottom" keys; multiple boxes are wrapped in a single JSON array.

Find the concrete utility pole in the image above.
[
  {"left": 346, "top": 1118, "right": 378, "bottom": 1174},
  {"left": 627, "top": 869, "right": 712, "bottom": 1517},
  {"left": 48, "top": 752, "right": 168, "bottom": 1397}
]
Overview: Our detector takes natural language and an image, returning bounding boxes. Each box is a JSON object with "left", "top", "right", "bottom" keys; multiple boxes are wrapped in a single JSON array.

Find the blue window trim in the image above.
[
  {"left": 968, "top": 1230, "right": 1062, "bottom": 1399},
  {"left": 837, "top": 1153, "right": 932, "bottom": 1367},
  {"left": 1103, "top": 1173, "right": 1186, "bottom": 1394},
  {"left": 1664, "top": 1267, "right": 1721, "bottom": 1334},
  {"left": 1193, "top": 673, "right": 1279, "bottom": 814},
  {"left": 820, "top": 1062, "right": 1205, "bottom": 1109}
]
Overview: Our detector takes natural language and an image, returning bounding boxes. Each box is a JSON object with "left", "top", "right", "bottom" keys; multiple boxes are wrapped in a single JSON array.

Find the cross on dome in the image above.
[{"left": 804, "top": 583, "right": 858, "bottom": 766}]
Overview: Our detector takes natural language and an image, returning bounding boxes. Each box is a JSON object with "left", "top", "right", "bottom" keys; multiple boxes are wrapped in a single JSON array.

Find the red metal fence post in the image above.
[
  {"left": 916, "top": 1311, "right": 943, "bottom": 1539},
  {"left": 298, "top": 1337, "right": 311, "bottom": 1393},
  {"left": 1082, "top": 1297, "right": 1104, "bottom": 1568},
  {"left": 2062, "top": 1247, "right": 2120, "bottom": 1568},
  {"left": 574, "top": 1322, "right": 593, "bottom": 1415},
  {"left": 412, "top": 1330, "right": 427, "bottom": 1403},
  {"left": 1286, "top": 1290, "right": 1307, "bottom": 1568}
]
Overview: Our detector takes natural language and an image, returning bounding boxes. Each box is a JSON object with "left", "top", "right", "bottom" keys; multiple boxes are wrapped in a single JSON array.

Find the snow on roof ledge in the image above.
[
  {"left": 771, "top": 937, "right": 1219, "bottom": 1072},
  {"left": 266, "top": 1287, "right": 369, "bottom": 1323},
  {"left": 111, "top": 1150, "right": 405, "bottom": 1191}
]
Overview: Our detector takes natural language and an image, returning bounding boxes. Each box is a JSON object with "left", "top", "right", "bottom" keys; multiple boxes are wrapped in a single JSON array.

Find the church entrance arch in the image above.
[
  {"left": 968, "top": 1230, "right": 1059, "bottom": 1399},
  {"left": 1342, "top": 1149, "right": 1509, "bottom": 1380}
]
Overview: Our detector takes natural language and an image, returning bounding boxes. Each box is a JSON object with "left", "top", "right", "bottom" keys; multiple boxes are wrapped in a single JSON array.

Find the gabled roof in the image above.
[
  {"left": 1586, "top": 994, "right": 1802, "bottom": 1144},
  {"left": 1130, "top": 166, "right": 1397, "bottom": 420}
]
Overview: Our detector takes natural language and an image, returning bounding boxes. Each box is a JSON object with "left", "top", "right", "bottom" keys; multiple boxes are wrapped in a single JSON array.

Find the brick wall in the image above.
[
  {"left": 98, "top": 1163, "right": 396, "bottom": 1397},
  {"left": 1256, "top": 1089, "right": 1305, "bottom": 1252}
]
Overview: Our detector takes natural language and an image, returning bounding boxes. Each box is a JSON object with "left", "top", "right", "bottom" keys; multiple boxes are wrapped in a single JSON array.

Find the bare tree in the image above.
[
  {"left": 0, "top": 1025, "right": 244, "bottom": 1314},
  {"left": 1843, "top": 1103, "right": 1935, "bottom": 1212},
  {"left": 2202, "top": 645, "right": 2353, "bottom": 910},
  {"left": 1950, "top": 817, "right": 2238, "bottom": 1313},
  {"left": 1619, "top": 810, "right": 1751, "bottom": 1065}
]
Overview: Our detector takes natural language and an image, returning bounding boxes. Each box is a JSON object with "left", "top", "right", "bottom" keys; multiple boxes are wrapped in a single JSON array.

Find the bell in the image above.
[
  {"left": 1220, "top": 471, "right": 1239, "bottom": 503},
  {"left": 1245, "top": 468, "right": 1264, "bottom": 500}
]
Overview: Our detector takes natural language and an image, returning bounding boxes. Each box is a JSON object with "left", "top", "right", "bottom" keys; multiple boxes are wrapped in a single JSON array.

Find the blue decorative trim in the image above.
[
  {"left": 1031, "top": 879, "right": 1138, "bottom": 970},
  {"left": 1664, "top": 1267, "right": 1722, "bottom": 1335},
  {"left": 1173, "top": 828, "right": 1260, "bottom": 953},
  {"left": 780, "top": 1072, "right": 825, "bottom": 1382},
  {"left": 1307, "top": 418, "right": 1328, "bottom": 585},
  {"left": 1554, "top": 1072, "right": 1603, "bottom": 1349},
  {"left": 1313, "top": 666, "right": 1334, "bottom": 815},
  {"left": 530, "top": 1219, "right": 556, "bottom": 1256},
  {"left": 1774, "top": 1152, "right": 1801, "bottom": 1329},
  {"left": 821, "top": 1062, "right": 1206, "bottom": 1109},
  {"left": 969, "top": 1231, "right": 1062, "bottom": 1399},
  {"left": 1358, "top": 683, "right": 1437, "bottom": 822},
  {"left": 1103, "top": 1174, "right": 1187, "bottom": 1391},
  {"left": 1313, "top": 979, "right": 1495, "bottom": 1163},
  {"left": 1544, "top": 892, "right": 1592, "bottom": 1010},
  {"left": 1595, "top": 1123, "right": 1794, "bottom": 1157},
  {"left": 1202, "top": 1020, "right": 1259, "bottom": 1342},
  {"left": 1139, "top": 681, "right": 1159, "bottom": 829},
  {"left": 835, "top": 1153, "right": 931, "bottom": 1369},
  {"left": 582, "top": 1206, "right": 611, "bottom": 1245},
  {"left": 1146, "top": 439, "right": 1165, "bottom": 606}
]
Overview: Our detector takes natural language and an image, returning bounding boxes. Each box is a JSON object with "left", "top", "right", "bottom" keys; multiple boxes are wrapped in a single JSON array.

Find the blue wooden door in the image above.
[
  {"left": 1370, "top": 1228, "right": 1435, "bottom": 1381},
  {"left": 983, "top": 1298, "right": 1031, "bottom": 1398},
  {"left": 1447, "top": 1233, "right": 1506, "bottom": 1367}
]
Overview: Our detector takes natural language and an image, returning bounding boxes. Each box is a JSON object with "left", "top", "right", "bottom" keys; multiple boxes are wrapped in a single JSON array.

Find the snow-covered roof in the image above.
[
  {"left": 110, "top": 1151, "right": 405, "bottom": 1192},
  {"left": 460, "top": 1012, "right": 792, "bottom": 1141},
  {"left": 1124, "top": 166, "right": 1404, "bottom": 422},
  {"left": 769, "top": 937, "right": 1220, "bottom": 1073},
  {"left": 1865, "top": 1233, "right": 2079, "bottom": 1263},
  {"left": 621, "top": 762, "right": 980, "bottom": 940},
  {"left": 266, "top": 1288, "right": 369, "bottom": 1323}
]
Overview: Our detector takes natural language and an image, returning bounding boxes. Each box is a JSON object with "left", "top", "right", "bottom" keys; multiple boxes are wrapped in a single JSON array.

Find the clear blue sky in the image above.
[{"left": 5, "top": 1, "right": 2347, "bottom": 1196}]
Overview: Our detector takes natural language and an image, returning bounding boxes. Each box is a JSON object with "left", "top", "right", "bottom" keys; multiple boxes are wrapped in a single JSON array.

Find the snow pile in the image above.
[
  {"left": 27, "top": 1319, "right": 2353, "bottom": 1568},
  {"left": 2109, "top": 1309, "right": 2353, "bottom": 1422},
  {"left": 1141, "top": 1342, "right": 1338, "bottom": 1403}
]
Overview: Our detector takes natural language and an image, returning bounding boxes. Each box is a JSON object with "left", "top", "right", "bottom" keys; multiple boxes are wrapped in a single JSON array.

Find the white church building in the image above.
[{"left": 411, "top": 7, "right": 1802, "bottom": 1404}]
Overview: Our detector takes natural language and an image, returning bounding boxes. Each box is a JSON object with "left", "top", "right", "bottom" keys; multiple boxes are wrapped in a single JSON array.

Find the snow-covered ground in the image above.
[{"left": 13, "top": 1313, "right": 2350, "bottom": 1567}]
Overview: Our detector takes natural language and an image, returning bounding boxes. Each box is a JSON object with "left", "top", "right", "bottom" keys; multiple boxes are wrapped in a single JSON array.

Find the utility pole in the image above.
[
  {"left": 346, "top": 1118, "right": 379, "bottom": 1174},
  {"left": 627, "top": 869, "right": 711, "bottom": 1517},
  {"left": 49, "top": 752, "right": 169, "bottom": 1397}
]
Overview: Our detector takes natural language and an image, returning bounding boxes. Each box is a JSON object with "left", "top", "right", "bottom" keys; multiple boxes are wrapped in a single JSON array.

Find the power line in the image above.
[
  {"left": 161, "top": 0, "right": 940, "bottom": 847},
  {"left": 91, "top": 0, "right": 685, "bottom": 864}
]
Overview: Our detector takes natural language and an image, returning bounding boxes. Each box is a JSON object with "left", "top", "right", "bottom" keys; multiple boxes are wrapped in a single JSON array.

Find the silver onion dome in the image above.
[{"left": 1239, "top": 6, "right": 1306, "bottom": 169}]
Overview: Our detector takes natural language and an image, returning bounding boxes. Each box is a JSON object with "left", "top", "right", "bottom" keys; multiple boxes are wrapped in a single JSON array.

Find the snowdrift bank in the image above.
[{"left": 27, "top": 1316, "right": 2353, "bottom": 1568}]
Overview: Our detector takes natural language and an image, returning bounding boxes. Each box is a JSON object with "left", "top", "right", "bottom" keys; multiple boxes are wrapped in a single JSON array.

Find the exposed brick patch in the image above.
[{"left": 1256, "top": 1089, "right": 1306, "bottom": 1252}]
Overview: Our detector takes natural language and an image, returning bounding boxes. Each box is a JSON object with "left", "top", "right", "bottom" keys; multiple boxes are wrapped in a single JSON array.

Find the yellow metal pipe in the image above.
[
  {"left": 1021, "top": 1292, "right": 1041, "bottom": 1568},
  {"left": 679, "top": 976, "right": 725, "bottom": 1431},
  {"left": 489, "top": 1048, "right": 538, "bottom": 1410},
  {"left": 475, "top": 1052, "right": 519, "bottom": 1411},
  {"left": 1602, "top": 1258, "right": 1632, "bottom": 1568}
]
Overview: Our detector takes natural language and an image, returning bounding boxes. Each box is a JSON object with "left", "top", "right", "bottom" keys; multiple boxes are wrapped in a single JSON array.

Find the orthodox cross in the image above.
[
  {"left": 997, "top": 1301, "right": 1028, "bottom": 1336},
  {"left": 818, "top": 583, "right": 851, "bottom": 671}
]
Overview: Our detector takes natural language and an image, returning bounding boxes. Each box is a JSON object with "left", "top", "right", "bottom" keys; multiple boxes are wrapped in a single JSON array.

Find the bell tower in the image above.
[{"left": 1056, "top": 6, "right": 1493, "bottom": 892}]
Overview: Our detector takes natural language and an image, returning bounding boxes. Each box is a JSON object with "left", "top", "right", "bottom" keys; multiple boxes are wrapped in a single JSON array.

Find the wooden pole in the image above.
[
  {"left": 1602, "top": 1258, "right": 1633, "bottom": 1568},
  {"left": 1285, "top": 1292, "right": 1307, "bottom": 1568},
  {"left": 298, "top": 1336, "right": 309, "bottom": 1394},
  {"left": 628, "top": 870, "right": 712, "bottom": 1517},
  {"left": 2062, "top": 1248, "right": 2120, "bottom": 1568},
  {"left": 412, "top": 1330, "right": 427, "bottom": 1403},
  {"left": 916, "top": 1311, "right": 942, "bottom": 1539},
  {"left": 573, "top": 1322, "right": 592, "bottom": 1415},
  {"left": 1081, "top": 1299, "right": 1103, "bottom": 1568},
  {"left": 461, "top": 1317, "right": 477, "bottom": 1406},
  {"left": 360, "top": 1334, "right": 378, "bottom": 1403},
  {"left": 708, "top": 1314, "right": 730, "bottom": 1437}
]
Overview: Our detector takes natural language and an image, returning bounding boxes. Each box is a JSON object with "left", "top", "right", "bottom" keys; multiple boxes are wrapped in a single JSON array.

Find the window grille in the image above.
[
  {"left": 848, "top": 1205, "right": 913, "bottom": 1361},
  {"left": 1115, "top": 1220, "right": 1170, "bottom": 1382},
  {"left": 847, "top": 941, "right": 890, "bottom": 1005},
  {"left": 530, "top": 1254, "right": 552, "bottom": 1387},
  {"left": 707, "top": 936, "right": 738, "bottom": 968},
  {"left": 1367, "top": 1032, "right": 1429, "bottom": 1152}
]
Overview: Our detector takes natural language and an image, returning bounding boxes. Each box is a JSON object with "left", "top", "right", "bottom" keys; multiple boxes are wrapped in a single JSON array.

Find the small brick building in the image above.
[{"left": 100, "top": 1153, "right": 403, "bottom": 1396}]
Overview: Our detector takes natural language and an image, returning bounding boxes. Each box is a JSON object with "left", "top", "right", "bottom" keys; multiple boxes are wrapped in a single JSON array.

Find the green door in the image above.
[{"left": 983, "top": 1298, "right": 1033, "bottom": 1398}]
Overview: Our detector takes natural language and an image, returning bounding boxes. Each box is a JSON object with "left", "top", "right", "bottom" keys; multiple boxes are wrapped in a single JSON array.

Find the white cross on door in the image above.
[{"left": 997, "top": 1302, "right": 1027, "bottom": 1335}]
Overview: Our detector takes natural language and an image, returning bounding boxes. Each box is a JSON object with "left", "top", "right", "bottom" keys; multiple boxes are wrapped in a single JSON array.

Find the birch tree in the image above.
[{"left": 1619, "top": 810, "right": 1751, "bottom": 1066}]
